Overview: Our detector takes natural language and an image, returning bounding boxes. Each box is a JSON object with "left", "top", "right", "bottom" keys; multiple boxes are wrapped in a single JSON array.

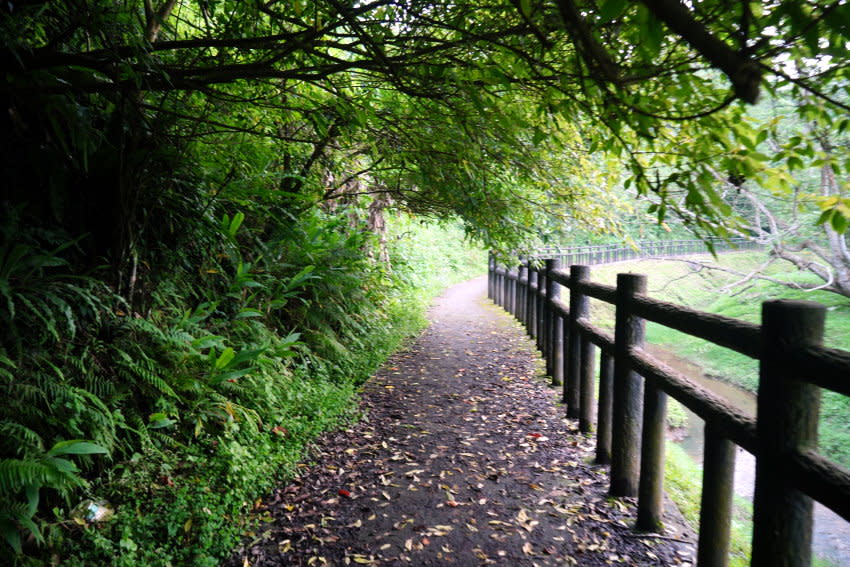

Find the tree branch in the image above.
[{"left": 639, "top": 0, "right": 761, "bottom": 103}]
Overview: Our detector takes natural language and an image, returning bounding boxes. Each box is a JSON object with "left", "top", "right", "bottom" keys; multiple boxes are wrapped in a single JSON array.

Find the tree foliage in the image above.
[{"left": 4, "top": 0, "right": 849, "bottom": 255}]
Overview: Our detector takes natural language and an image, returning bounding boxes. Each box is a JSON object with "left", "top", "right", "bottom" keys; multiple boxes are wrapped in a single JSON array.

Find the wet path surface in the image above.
[{"left": 225, "top": 277, "right": 695, "bottom": 566}]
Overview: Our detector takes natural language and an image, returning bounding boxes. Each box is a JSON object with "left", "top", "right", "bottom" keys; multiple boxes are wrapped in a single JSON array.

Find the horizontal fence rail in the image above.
[
  {"left": 533, "top": 237, "right": 758, "bottom": 266},
  {"left": 487, "top": 247, "right": 850, "bottom": 567}
]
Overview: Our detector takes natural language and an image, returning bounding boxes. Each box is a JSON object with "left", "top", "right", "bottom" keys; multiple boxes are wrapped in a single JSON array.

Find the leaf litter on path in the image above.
[{"left": 225, "top": 277, "right": 696, "bottom": 566}]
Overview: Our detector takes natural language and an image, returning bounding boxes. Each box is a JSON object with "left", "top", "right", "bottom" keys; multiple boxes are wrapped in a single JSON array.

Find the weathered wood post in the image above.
[
  {"left": 494, "top": 264, "right": 501, "bottom": 306},
  {"left": 511, "top": 265, "right": 519, "bottom": 316},
  {"left": 500, "top": 265, "right": 506, "bottom": 307},
  {"left": 751, "top": 300, "right": 825, "bottom": 567},
  {"left": 595, "top": 351, "right": 614, "bottom": 464},
  {"left": 578, "top": 327, "right": 597, "bottom": 433},
  {"left": 518, "top": 262, "right": 528, "bottom": 327},
  {"left": 697, "top": 423, "right": 736, "bottom": 567},
  {"left": 504, "top": 267, "right": 511, "bottom": 313},
  {"left": 488, "top": 253, "right": 494, "bottom": 300},
  {"left": 507, "top": 268, "right": 515, "bottom": 315},
  {"left": 637, "top": 373, "right": 667, "bottom": 531},
  {"left": 546, "top": 259, "right": 563, "bottom": 387},
  {"left": 566, "top": 265, "right": 590, "bottom": 419},
  {"left": 536, "top": 267, "right": 547, "bottom": 353},
  {"left": 514, "top": 260, "right": 523, "bottom": 321},
  {"left": 527, "top": 261, "right": 537, "bottom": 339},
  {"left": 610, "top": 273, "right": 647, "bottom": 497},
  {"left": 541, "top": 260, "right": 555, "bottom": 375}
]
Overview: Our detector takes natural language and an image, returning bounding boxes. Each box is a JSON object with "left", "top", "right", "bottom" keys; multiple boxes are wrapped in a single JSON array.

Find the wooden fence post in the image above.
[
  {"left": 536, "top": 267, "right": 547, "bottom": 353},
  {"left": 518, "top": 262, "right": 528, "bottom": 326},
  {"left": 566, "top": 265, "right": 590, "bottom": 419},
  {"left": 546, "top": 259, "right": 563, "bottom": 387},
  {"left": 492, "top": 265, "right": 496, "bottom": 303},
  {"left": 527, "top": 262, "right": 537, "bottom": 339},
  {"left": 595, "top": 352, "right": 614, "bottom": 464},
  {"left": 579, "top": 329, "right": 596, "bottom": 433},
  {"left": 542, "top": 260, "right": 555, "bottom": 376},
  {"left": 637, "top": 374, "right": 667, "bottom": 531},
  {"left": 610, "top": 273, "right": 647, "bottom": 497},
  {"left": 504, "top": 267, "right": 511, "bottom": 314},
  {"left": 496, "top": 267, "right": 505, "bottom": 307},
  {"left": 697, "top": 423, "right": 736, "bottom": 567},
  {"left": 751, "top": 300, "right": 825, "bottom": 567},
  {"left": 514, "top": 260, "right": 523, "bottom": 320},
  {"left": 488, "top": 253, "right": 494, "bottom": 300},
  {"left": 494, "top": 263, "right": 501, "bottom": 306},
  {"left": 505, "top": 267, "right": 516, "bottom": 315}
]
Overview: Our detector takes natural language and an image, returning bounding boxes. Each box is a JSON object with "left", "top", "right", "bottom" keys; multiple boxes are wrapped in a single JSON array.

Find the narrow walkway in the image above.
[{"left": 227, "top": 277, "right": 695, "bottom": 566}]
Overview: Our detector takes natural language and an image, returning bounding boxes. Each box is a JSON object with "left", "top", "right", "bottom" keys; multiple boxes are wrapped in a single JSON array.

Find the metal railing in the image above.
[{"left": 532, "top": 237, "right": 758, "bottom": 266}]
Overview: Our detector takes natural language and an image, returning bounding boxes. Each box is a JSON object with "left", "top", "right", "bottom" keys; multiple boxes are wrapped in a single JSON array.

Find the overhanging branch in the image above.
[{"left": 639, "top": 0, "right": 761, "bottom": 103}]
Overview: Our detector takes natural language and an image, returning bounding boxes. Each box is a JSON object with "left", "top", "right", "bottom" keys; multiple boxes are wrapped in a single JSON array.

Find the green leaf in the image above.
[
  {"left": 787, "top": 155, "right": 804, "bottom": 171},
  {"left": 816, "top": 209, "right": 833, "bottom": 226},
  {"left": 213, "top": 369, "right": 251, "bottom": 385},
  {"left": 192, "top": 335, "right": 225, "bottom": 350},
  {"left": 148, "top": 413, "right": 176, "bottom": 429},
  {"left": 45, "top": 457, "right": 78, "bottom": 474},
  {"left": 215, "top": 347, "right": 235, "bottom": 370},
  {"left": 823, "top": 3, "right": 850, "bottom": 38},
  {"left": 47, "top": 440, "right": 109, "bottom": 457},
  {"left": 235, "top": 308, "right": 264, "bottom": 319},
  {"left": 637, "top": 6, "right": 664, "bottom": 59},
  {"left": 830, "top": 210, "right": 848, "bottom": 233},
  {"left": 0, "top": 517, "right": 22, "bottom": 553},
  {"left": 598, "top": 0, "right": 628, "bottom": 23}
]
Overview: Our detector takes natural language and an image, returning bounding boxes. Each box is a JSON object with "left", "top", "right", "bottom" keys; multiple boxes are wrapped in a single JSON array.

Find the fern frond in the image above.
[
  {"left": 114, "top": 349, "right": 177, "bottom": 398},
  {"left": 16, "top": 294, "right": 61, "bottom": 343},
  {"left": 0, "top": 421, "right": 44, "bottom": 456},
  {"left": 42, "top": 290, "right": 76, "bottom": 340},
  {"left": 0, "top": 458, "right": 74, "bottom": 494}
]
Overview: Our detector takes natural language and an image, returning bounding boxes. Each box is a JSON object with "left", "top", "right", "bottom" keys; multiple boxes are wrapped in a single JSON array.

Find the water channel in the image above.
[{"left": 648, "top": 345, "right": 850, "bottom": 566}]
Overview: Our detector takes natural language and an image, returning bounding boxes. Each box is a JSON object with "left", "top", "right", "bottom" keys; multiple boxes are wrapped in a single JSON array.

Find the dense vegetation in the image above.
[
  {"left": 2, "top": 202, "right": 484, "bottom": 564},
  {"left": 2, "top": 0, "right": 849, "bottom": 563}
]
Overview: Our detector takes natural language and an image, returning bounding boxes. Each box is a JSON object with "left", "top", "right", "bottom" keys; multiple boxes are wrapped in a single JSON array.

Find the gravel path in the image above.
[{"left": 225, "top": 276, "right": 696, "bottom": 566}]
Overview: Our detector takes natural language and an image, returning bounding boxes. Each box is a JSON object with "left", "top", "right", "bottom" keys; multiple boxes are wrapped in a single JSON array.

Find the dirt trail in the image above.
[{"left": 225, "top": 276, "right": 696, "bottom": 566}]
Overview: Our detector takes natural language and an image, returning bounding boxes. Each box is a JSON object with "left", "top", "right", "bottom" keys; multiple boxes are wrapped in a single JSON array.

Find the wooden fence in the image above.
[
  {"left": 487, "top": 251, "right": 850, "bottom": 567},
  {"left": 533, "top": 237, "right": 758, "bottom": 266}
]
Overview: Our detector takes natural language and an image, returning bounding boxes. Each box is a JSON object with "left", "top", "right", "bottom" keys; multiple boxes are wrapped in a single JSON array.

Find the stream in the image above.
[{"left": 648, "top": 345, "right": 850, "bottom": 566}]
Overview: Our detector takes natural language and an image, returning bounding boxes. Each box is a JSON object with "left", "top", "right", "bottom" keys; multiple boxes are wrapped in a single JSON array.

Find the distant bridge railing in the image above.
[
  {"left": 487, "top": 252, "right": 850, "bottom": 567},
  {"left": 532, "top": 237, "right": 758, "bottom": 265}
]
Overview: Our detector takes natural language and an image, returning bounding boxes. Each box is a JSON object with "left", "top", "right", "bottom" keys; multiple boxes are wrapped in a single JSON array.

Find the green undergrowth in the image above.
[{"left": 2, "top": 208, "right": 484, "bottom": 566}]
